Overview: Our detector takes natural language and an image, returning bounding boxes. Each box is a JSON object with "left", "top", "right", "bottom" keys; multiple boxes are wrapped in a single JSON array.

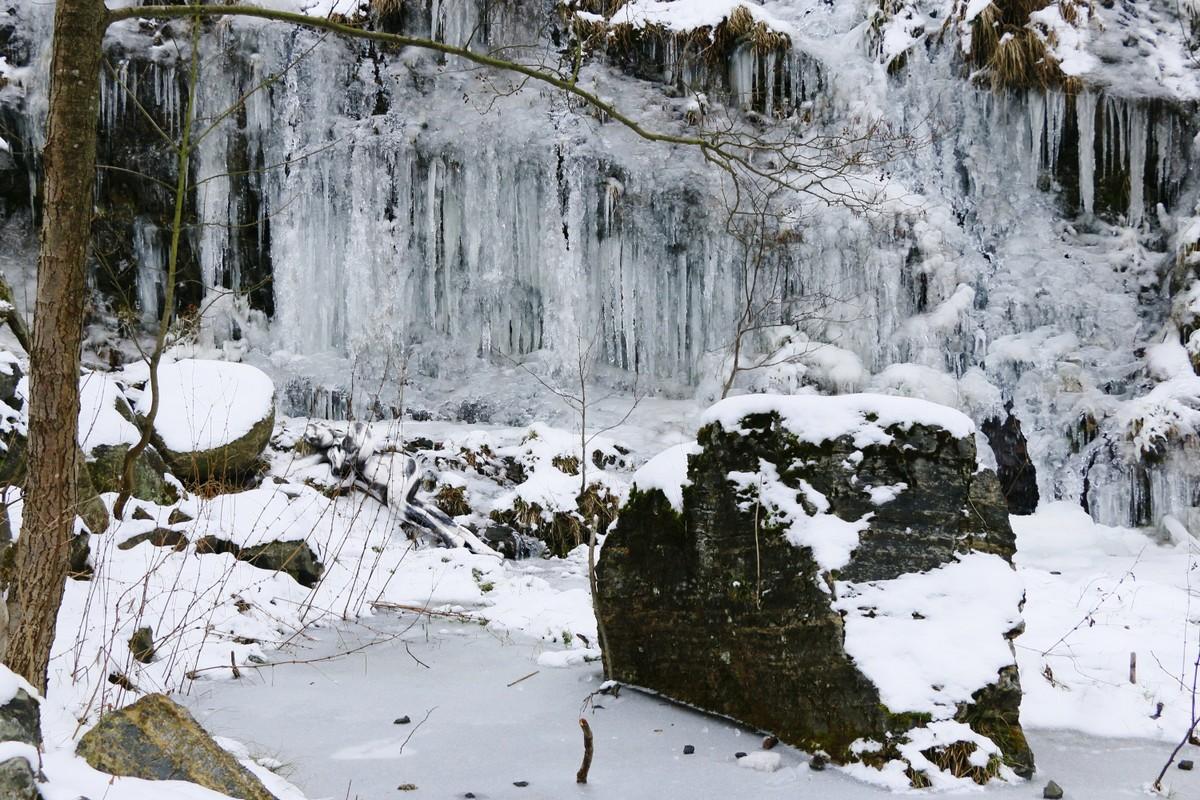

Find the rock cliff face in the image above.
[{"left": 598, "top": 394, "right": 1033, "bottom": 787}]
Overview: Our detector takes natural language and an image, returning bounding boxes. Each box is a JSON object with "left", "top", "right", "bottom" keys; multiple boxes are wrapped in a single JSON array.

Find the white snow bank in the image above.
[
  {"left": 1014, "top": 502, "right": 1200, "bottom": 741},
  {"left": 701, "top": 393, "right": 975, "bottom": 446},
  {"left": 78, "top": 372, "right": 140, "bottom": 453},
  {"left": 630, "top": 441, "right": 698, "bottom": 511},
  {"left": 834, "top": 552, "right": 1023, "bottom": 718},
  {"left": 610, "top": 0, "right": 791, "bottom": 36},
  {"left": 0, "top": 663, "right": 36, "bottom": 706},
  {"left": 137, "top": 359, "right": 274, "bottom": 453}
]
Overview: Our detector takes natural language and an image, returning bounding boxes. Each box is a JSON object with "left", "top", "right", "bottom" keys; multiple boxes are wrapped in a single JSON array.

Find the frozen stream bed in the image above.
[{"left": 183, "top": 613, "right": 1200, "bottom": 800}]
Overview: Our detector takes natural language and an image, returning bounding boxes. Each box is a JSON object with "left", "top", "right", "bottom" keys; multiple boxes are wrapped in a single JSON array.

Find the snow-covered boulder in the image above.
[
  {"left": 598, "top": 394, "right": 1033, "bottom": 789},
  {"left": 139, "top": 360, "right": 275, "bottom": 483}
]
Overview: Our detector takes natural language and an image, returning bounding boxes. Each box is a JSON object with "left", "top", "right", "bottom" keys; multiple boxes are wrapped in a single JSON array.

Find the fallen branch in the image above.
[{"left": 576, "top": 718, "right": 593, "bottom": 784}]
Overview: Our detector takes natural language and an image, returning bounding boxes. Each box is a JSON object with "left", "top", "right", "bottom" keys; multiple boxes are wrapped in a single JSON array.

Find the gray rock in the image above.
[
  {"left": 0, "top": 757, "right": 41, "bottom": 800},
  {"left": 0, "top": 688, "right": 40, "bottom": 747},
  {"left": 195, "top": 536, "right": 323, "bottom": 588},
  {"left": 1180, "top": 759, "right": 1194, "bottom": 771},
  {"left": 1043, "top": 779, "right": 1064, "bottom": 799},
  {"left": 87, "top": 443, "right": 178, "bottom": 506}
]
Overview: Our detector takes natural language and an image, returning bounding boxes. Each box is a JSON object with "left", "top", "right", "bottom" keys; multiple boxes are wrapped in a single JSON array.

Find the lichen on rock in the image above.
[{"left": 76, "top": 693, "right": 277, "bottom": 800}]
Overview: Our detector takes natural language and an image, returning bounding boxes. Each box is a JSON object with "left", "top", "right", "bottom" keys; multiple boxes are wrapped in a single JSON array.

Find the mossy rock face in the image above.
[
  {"left": 0, "top": 758, "right": 41, "bottom": 800},
  {"left": 87, "top": 443, "right": 179, "bottom": 506},
  {"left": 597, "top": 400, "right": 1032, "bottom": 783},
  {"left": 76, "top": 693, "right": 276, "bottom": 800},
  {"left": 155, "top": 408, "right": 274, "bottom": 485}
]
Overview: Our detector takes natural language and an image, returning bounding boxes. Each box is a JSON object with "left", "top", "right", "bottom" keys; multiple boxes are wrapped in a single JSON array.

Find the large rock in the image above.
[
  {"left": 598, "top": 394, "right": 1033, "bottom": 787},
  {"left": 195, "top": 535, "right": 324, "bottom": 588},
  {"left": 138, "top": 360, "right": 275, "bottom": 483},
  {"left": 0, "top": 758, "right": 40, "bottom": 800},
  {"left": 0, "top": 669, "right": 41, "bottom": 747},
  {"left": 76, "top": 693, "right": 276, "bottom": 800},
  {"left": 0, "top": 667, "right": 44, "bottom": 800}
]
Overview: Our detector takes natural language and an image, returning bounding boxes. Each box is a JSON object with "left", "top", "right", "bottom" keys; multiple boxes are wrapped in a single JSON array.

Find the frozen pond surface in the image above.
[{"left": 183, "top": 615, "right": 1200, "bottom": 800}]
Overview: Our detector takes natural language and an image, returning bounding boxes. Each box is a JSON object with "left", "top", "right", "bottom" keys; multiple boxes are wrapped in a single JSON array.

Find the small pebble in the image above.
[
  {"left": 1043, "top": 779, "right": 1064, "bottom": 799},
  {"left": 734, "top": 751, "right": 747, "bottom": 759},
  {"left": 464, "top": 794, "right": 476, "bottom": 799},
  {"left": 809, "top": 754, "right": 828, "bottom": 772},
  {"left": 683, "top": 745, "right": 695, "bottom": 755},
  {"left": 762, "top": 735, "right": 778, "bottom": 750},
  {"left": 513, "top": 781, "right": 529, "bottom": 787},
  {"left": 1180, "top": 759, "right": 1195, "bottom": 771},
  {"left": 394, "top": 716, "right": 411, "bottom": 725},
  {"left": 396, "top": 785, "right": 417, "bottom": 792}
]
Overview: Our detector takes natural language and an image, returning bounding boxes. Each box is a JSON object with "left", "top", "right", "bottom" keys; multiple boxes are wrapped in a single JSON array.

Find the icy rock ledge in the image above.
[{"left": 597, "top": 393, "right": 1033, "bottom": 789}]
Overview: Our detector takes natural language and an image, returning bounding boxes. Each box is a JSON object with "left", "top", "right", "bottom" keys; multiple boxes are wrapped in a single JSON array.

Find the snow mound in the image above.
[
  {"left": 138, "top": 360, "right": 274, "bottom": 453},
  {"left": 834, "top": 552, "right": 1024, "bottom": 717},
  {"left": 78, "top": 372, "right": 140, "bottom": 453},
  {"left": 630, "top": 441, "right": 698, "bottom": 512},
  {"left": 701, "top": 393, "right": 975, "bottom": 446}
]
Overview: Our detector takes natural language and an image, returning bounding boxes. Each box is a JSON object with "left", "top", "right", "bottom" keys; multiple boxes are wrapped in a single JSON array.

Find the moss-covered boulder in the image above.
[
  {"left": 598, "top": 394, "right": 1033, "bottom": 788},
  {"left": 139, "top": 360, "right": 275, "bottom": 484},
  {"left": 76, "top": 693, "right": 276, "bottom": 800},
  {"left": 87, "top": 443, "right": 178, "bottom": 506}
]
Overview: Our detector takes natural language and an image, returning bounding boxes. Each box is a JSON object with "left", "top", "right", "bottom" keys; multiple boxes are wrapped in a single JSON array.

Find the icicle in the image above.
[
  {"left": 1076, "top": 90, "right": 1097, "bottom": 216},
  {"left": 1045, "top": 90, "right": 1065, "bottom": 174},
  {"left": 1127, "top": 102, "right": 1147, "bottom": 228},
  {"left": 1028, "top": 92, "right": 1045, "bottom": 178}
]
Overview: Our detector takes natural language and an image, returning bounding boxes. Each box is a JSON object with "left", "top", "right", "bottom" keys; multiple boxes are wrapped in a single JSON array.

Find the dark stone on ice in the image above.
[
  {"left": 683, "top": 745, "right": 695, "bottom": 755},
  {"left": 513, "top": 781, "right": 529, "bottom": 787},
  {"left": 394, "top": 716, "right": 411, "bottom": 725},
  {"left": 1179, "top": 760, "right": 1194, "bottom": 771},
  {"left": 734, "top": 752, "right": 747, "bottom": 759},
  {"left": 1043, "top": 780, "right": 1064, "bottom": 799}
]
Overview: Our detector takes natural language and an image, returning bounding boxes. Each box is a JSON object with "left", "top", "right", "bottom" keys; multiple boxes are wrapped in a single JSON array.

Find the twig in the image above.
[
  {"left": 397, "top": 707, "right": 436, "bottom": 757},
  {"left": 576, "top": 718, "right": 593, "bottom": 784},
  {"left": 404, "top": 642, "right": 429, "bottom": 669},
  {"left": 507, "top": 670, "right": 539, "bottom": 688}
]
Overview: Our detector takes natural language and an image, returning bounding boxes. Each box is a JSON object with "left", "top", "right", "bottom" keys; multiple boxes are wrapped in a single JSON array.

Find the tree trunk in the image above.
[{"left": 3, "top": 0, "right": 105, "bottom": 691}]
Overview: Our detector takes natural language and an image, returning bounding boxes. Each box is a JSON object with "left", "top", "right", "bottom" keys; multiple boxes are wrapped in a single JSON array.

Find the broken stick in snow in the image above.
[{"left": 576, "top": 718, "right": 593, "bottom": 784}]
